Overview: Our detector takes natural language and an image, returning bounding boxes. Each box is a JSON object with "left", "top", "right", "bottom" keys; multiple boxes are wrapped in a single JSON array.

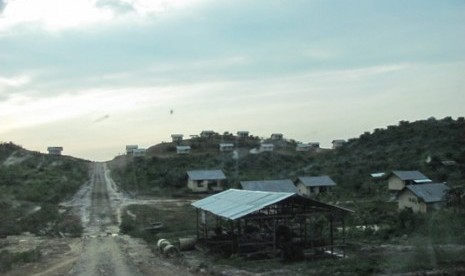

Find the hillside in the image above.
[
  {"left": 0, "top": 142, "right": 90, "bottom": 236},
  {"left": 109, "top": 116, "right": 465, "bottom": 198}
]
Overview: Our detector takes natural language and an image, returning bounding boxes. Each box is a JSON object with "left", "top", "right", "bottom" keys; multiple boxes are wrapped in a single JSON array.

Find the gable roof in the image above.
[
  {"left": 240, "top": 179, "right": 298, "bottom": 193},
  {"left": 404, "top": 183, "right": 449, "bottom": 203},
  {"left": 298, "top": 176, "right": 336, "bottom": 187},
  {"left": 391, "top": 170, "right": 431, "bottom": 181},
  {"left": 187, "top": 170, "right": 226, "bottom": 181},
  {"left": 192, "top": 189, "right": 295, "bottom": 220}
]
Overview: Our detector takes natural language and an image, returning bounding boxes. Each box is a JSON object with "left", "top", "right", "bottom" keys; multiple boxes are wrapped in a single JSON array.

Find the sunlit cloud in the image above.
[{"left": 0, "top": 0, "right": 203, "bottom": 32}]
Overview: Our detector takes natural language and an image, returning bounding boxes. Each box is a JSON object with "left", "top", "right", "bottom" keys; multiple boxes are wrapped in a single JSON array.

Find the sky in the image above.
[{"left": 0, "top": 0, "right": 464, "bottom": 161}]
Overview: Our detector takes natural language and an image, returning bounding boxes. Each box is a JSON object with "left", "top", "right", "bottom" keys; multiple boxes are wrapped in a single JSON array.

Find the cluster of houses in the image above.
[
  {"left": 187, "top": 168, "right": 450, "bottom": 214},
  {"left": 186, "top": 169, "right": 337, "bottom": 198},
  {"left": 387, "top": 170, "right": 449, "bottom": 213},
  {"left": 171, "top": 130, "right": 326, "bottom": 155},
  {"left": 125, "top": 145, "right": 147, "bottom": 157}
]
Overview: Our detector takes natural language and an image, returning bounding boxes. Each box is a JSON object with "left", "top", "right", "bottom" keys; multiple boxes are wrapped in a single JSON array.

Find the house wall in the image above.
[
  {"left": 297, "top": 183, "right": 323, "bottom": 196},
  {"left": 388, "top": 176, "right": 405, "bottom": 191},
  {"left": 398, "top": 190, "right": 427, "bottom": 213},
  {"left": 187, "top": 179, "right": 222, "bottom": 192}
]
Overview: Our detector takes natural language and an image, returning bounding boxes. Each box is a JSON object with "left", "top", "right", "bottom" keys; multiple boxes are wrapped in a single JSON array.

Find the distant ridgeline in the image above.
[{"left": 109, "top": 116, "right": 465, "bottom": 196}]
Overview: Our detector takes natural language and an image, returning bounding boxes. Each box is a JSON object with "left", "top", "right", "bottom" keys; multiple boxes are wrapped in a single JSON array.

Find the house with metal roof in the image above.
[
  {"left": 259, "top": 143, "right": 275, "bottom": 152},
  {"left": 47, "top": 146, "right": 63, "bottom": 155},
  {"left": 296, "top": 176, "right": 337, "bottom": 197},
  {"left": 237, "top": 131, "right": 249, "bottom": 138},
  {"left": 398, "top": 183, "right": 449, "bottom": 213},
  {"left": 388, "top": 170, "right": 432, "bottom": 191},
  {"left": 187, "top": 169, "right": 226, "bottom": 192},
  {"left": 126, "top": 145, "right": 138, "bottom": 155},
  {"left": 270, "top": 133, "right": 283, "bottom": 140},
  {"left": 191, "top": 189, "right": 353, "bottom": 260},
  {"left": 240, "top": 179, "right": 298, "bottom": 193},
  {"left": 171, "top": 134, "right": 183, "bottom": 143},
  {"left": 296, "top": 143, "right": 312, "bottom": 152},
  {"left": 331, "top": 139, "right": 346, "bottom": 149}
]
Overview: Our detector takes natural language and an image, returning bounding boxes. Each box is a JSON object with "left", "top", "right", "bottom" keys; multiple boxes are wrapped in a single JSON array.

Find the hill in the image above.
[
  {"left": 0, "top": 142, "right": 90, "bottom": 236},
  {"left": 109, "top": 116, "right": 465, "bottom": 198}
]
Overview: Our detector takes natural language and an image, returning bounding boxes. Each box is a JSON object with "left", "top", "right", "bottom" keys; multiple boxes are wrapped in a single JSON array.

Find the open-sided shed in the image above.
[{"left": 192, "top": 189, "right": 352, "bottom": 260}]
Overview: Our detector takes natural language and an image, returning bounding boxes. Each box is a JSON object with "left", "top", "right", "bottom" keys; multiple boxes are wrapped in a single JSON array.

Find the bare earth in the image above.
[{"left": 4, "top": 163, "right": 194, "bottom": 276}]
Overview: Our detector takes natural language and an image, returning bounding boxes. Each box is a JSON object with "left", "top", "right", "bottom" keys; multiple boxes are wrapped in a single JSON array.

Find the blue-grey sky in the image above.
[{"left": 0, "top": 0, "right": 464, "bottom": 161}]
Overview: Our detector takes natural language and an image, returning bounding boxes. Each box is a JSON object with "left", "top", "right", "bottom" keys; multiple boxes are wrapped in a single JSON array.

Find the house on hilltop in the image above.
[
  {"left": 270, "top": 133, "right": 283, "bottom": 140},
  {"left": 187, "top": 169, "right": 226, "bottom": 192},
  {"left": 296, "top": 176, "right": 337, "bottom": 197},
  {"left": 331, "top": 140, "right": 346, "bottom": 149},
  {"left": 171, "top": 134, "right": 183, "bottom": 143},
  {"left": 398, "top": 183, "right": 449, "bottom": 213},
  {"left": 132, "top": 148, "right": 146, "bottom": 157},
  {"left": 388, "top": 170, "right": 432, "bottom": 191},
  {"left": 259, "top": 143, "right": 275, "bottom": 152},
  {"left": 219, "top": 143, "right": 234, "bottom": 152},
  {"left": 47, "top": 147, "right": 63, "bottom": 155},
  {"left": 200, "top": 130, "right": 215, "bottom": 138},
  {"left": 176, "top": 146, "right": 191, "bottom": 154},
  {"left": 126, "top": 145, "right": 138, "bottom": 155},
  {"left": 240, "top": 179, "right": 298, "bottom": 193},
  {"left": 237, "top": 131, "right": 249, "bottom": 138},
  {"left": 296, "top": 143, "right": 312, "bottom": 152}
]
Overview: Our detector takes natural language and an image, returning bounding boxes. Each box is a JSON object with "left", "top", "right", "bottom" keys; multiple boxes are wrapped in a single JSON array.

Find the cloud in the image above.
[{"left": 0, "top": 0, "right": 203, "bottom": 32}]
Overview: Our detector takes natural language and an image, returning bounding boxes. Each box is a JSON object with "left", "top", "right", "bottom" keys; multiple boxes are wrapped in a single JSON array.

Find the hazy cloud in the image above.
[{"left": 92, "top": 114, "right": 110, "bottom": 123}]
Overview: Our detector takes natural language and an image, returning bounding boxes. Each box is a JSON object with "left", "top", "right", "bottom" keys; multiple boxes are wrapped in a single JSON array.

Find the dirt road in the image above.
[{"left": 4, "top": 163, "right": 194, "bottom": 276}]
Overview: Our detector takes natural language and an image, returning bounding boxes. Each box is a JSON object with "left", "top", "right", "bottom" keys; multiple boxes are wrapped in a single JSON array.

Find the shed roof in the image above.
[
  {"left": 187, "top": 170, "right": 226, "bottom": 181},
  {"left": 240, "top": 179, "right": 298, "bottom": 193},
  {"left": 404, "top": 183, "right": 449, "bottom": 203},
  {"left": 298, "top": 176, "right": 336, "bottom": 187},
  {"left": 192, "top": 189, "right": 295, "bottom": 220},
  {"left": 192, "top": 189, "right": 353, "bottom": 221},
  {"left": 391, "top": 170, "right": 431, "bottom": 181}
]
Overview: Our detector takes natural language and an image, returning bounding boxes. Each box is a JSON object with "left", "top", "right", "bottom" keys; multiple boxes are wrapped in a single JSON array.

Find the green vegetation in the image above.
[
  {"left": 0, "top": 142, "right": 89, "bottom": 236},
  {"left": 0, "top": 248, "right": 41, "bottom": 273}
]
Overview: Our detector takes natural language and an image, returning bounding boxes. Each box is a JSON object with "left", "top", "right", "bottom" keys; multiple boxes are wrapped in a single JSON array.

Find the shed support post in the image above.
[
  {"left": 342, "top": 216, "right": 346, "bottom": 258},
  {"left": 330, "top": 214, "right": 334, "bottom": 257},
  {"left": 196, "top": 209, "right": 199, "bottom": 240}
]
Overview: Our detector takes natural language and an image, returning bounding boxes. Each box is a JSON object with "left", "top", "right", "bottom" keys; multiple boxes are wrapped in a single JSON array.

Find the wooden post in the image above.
[
  {"left": 196, "top": 209, "right": 199, "bottom": 240},
  {"left": 273, "top": 218, "right": 277, "bottom": 251},
  {"left": 330, "top": 214, "right": 334, "bottom": 256},
  {"left": 342, "top": 216, "right": 346, "bottom": 258}
]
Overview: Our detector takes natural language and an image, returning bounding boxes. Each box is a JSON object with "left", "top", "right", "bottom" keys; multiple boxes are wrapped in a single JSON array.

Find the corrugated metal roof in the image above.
[
  {"left": 187, "top": 170, "right": 226, "bottom": 180},
  {"left": 191, "top": 189, "right": 295, "bottom": 220},
  {"left": 298, "top": 176, "right": 336, "bottom": 187},
  {"left": 405, "top": 183, "right": 449, "bottom": 203},
  {"left": 240, "top": 179, "right": 298, "bottom": 193},
  {"left": 392, "top": 170, "right": 430, "bottom": 181}
]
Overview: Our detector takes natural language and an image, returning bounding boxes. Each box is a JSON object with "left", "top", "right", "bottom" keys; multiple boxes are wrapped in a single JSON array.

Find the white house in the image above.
[
  {"left": 126, "top": 145, "right": 138, "bottom": 155},
  {"left": 270, "top": 133, "right": 283, "bottom": 140},
  {"left": 398, "top": 183, "right": 449, "bottom": 213},
  {"left": 219, "top": 143, "right": 234, "bottom": 152},
  {"left": 296, "top": 143, "right": 312, "bottom": 152},
  {"left": 237, "top": 131, "right": 249, "bottom": 138},
  {"left": 259, "top": 143, "right": 275, "bottom": 152},
  {"left": 176, "top": 146, "right": 191, "bottom": 154},
  {"left": 187, "top": 170, "right": 226, "bottom": 192},
  {"left": 388, "top": 170, "right": 432, "bottom": 191},
  {"left": 296, "top": 176, "right": 337, "bottom": 197},
  {"left": 331, "top": 140, "right": 346, "bottom": 149},
  {"left": 132, "top": 148, "right": 146, "bottom": 157},
  {"left": 47, "top": 147, "right": 63, "bottom": 155},
  {"left": 171, "top": 134, "right": 183, "bottom": 143}
]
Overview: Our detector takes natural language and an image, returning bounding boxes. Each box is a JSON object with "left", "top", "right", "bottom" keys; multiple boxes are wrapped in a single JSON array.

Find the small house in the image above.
[
  {"left": 388, "top": 170, "right": 432, "bottom": 191},
  {"left": 331, "top": 140, "right": 346, "bottom": 149},
  {"left": 240, "top": 179, "right": 298, "bottom": 193},
  {"left": 219, "top": 143, "right": 234, "bottom": 152},
  {"left": 398, "top": 183, "right": 449, "bottom": 213},
  {"left": 237, "top": 131, "right": 249, "bottom": 138},
  {"left": 296, "top": 143, "right": 312, "bottom": 152},
  {"left": 270, "top": 133, "right": 283, "bottom": 140},
  {"left": 47, "top": 147, "right": 63, "bottom": 155},
  {"left": 126, "top": 145, "right": 138, "bottom": 154},
  {"left": 132, "top": 148, "right": 146, "bottom": 157},
  {"left": 296, "top": 176, "right": 337, "bottom": 196},
  {"left": 259, "top": 143, "right": 275, "bottom": 152},
  {"left": 309, "top": 142, "right": 320, "bottom": 148},
  {"left": 187, "top": 169, "right": 226, "bottom": 192},
  {"left": 176, "top": 146, "right": 191, "bottom": 154},
  {"left": 171, "top": 134, "right": 183, "bottom": 143}
]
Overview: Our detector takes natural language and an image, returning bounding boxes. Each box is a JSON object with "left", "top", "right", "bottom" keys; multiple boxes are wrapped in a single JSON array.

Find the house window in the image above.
[{"left": 197, "top": 181, "right": 204, "bottom": 188}]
